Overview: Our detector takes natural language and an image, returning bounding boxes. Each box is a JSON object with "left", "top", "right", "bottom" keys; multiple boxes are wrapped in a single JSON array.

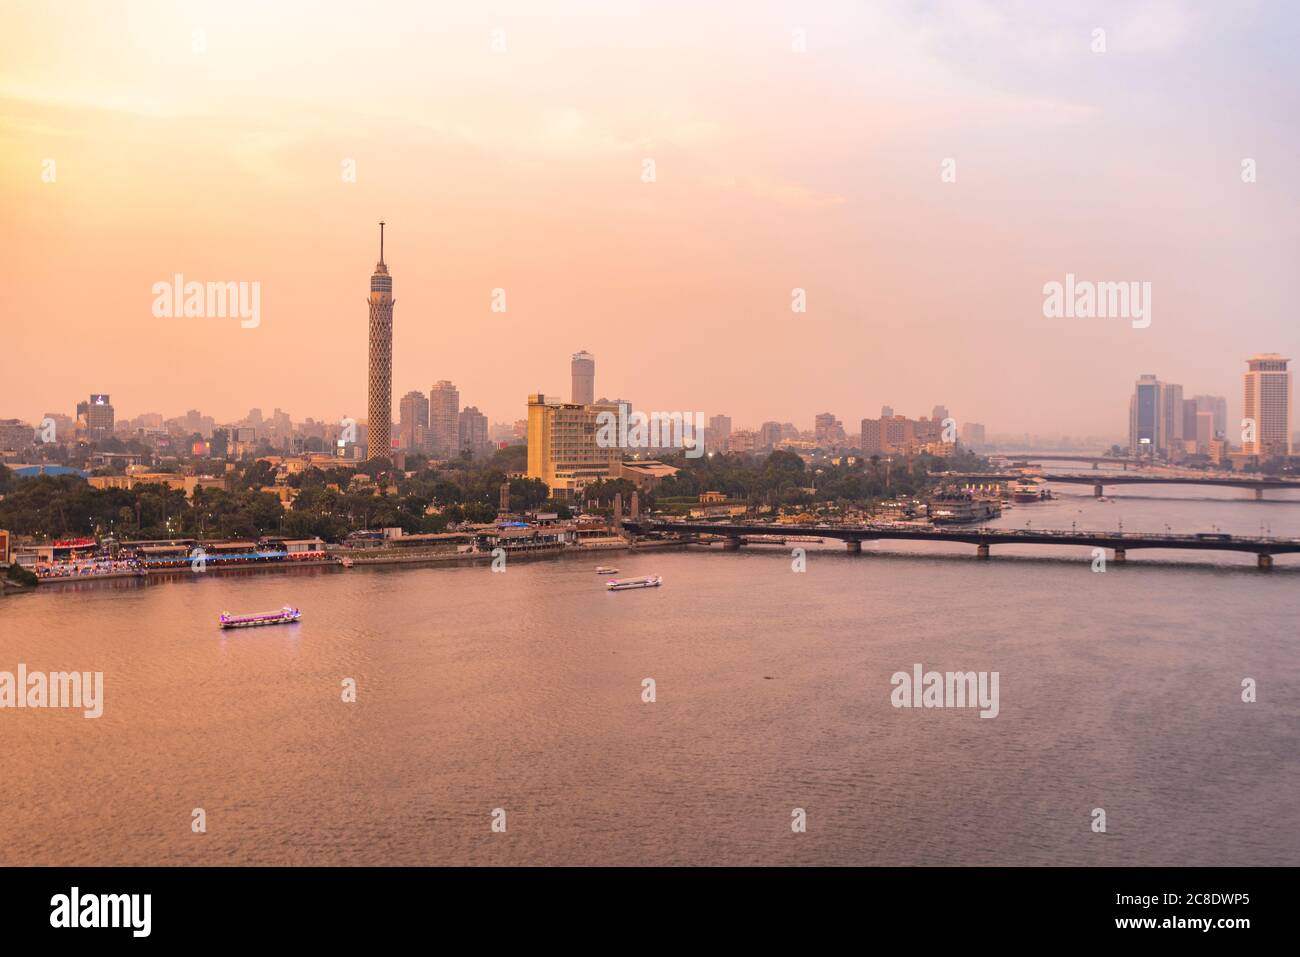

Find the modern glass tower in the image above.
[{"left": 367, "top": 222, "right": 394, "bottom": 461}]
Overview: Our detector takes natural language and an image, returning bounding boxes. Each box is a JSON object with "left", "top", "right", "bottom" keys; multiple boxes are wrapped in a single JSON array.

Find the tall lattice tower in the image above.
[{"left": 367, "top": 222, "right": 394, "bottom": 461}]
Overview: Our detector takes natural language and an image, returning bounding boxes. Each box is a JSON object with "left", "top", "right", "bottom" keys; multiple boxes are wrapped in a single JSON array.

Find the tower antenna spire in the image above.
[{"left": 379, "top": 221, "right": 385, "bottom": 264}]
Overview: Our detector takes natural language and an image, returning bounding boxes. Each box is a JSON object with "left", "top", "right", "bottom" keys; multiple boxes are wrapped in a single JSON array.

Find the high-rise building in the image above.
[
  {"left": 1195, "top": 411, "right": 1215, "bottom": 451},
  {"left": 706, "top": 414, "right": 732, "bottom": 452},
  {"left": 571, "top": 350, "right": 595, "bottom": 406},
  {"left": 366, "top": 222, "right": 394, "bottom": 461},
  {"left": 1160, "top": 382, "right": 1184, "bottom": 449},
  {"left": 1128, "top": 374, "right": 1162, "bottom": 457},
  {"left": 428, "top": 380, "right": 460, "bottom": 457},
  {"left": 814, "top": 412, "right": 847, "bottom": 448},
  {"left": 0, "top": 420, "right": 36, "bottom": 451},
  {"left": 880, "top": 406, "right": 894, "bottom": 419},
  {"left": 885, "top": 416, "right": 915, "bottom": 453},
  {"left": 960, "top": 422, "right": 986, "bottom": 448},
  {"left": 860, "top": 418, "right": 881, "bottom": 454},
  {"left": 78, "top": 394, "right": 115, "bottom": 441},
  {"left": 931, "top": 405, "right": 949, "bottom": 424},
  {"left": 1243, "top": 354, "right": 1291, "bottom": 457},
  {"left": 458, "top": 406, "right": 489, "bottom": 456},
  {"left": 1193, "top": 395, "right": 1227, "bottom": 439},
  {"left": 526, "top": 393, "right": 619, "bottom": 498},
  {"left": 758, "top": 421, "right": 783, "bottom": 449},
  {"left": 398, "top": 390, "right": 429, "bottom": 451}
]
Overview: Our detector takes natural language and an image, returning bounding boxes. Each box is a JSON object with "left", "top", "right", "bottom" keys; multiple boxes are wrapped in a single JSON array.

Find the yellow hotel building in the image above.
[{"left": 526, "top": 394, "right": 619, "bottom": 498}]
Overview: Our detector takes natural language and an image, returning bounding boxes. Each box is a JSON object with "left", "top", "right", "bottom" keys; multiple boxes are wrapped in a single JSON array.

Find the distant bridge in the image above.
[
  {"left": 624, "top": 521, "right": 1300, "bottom": 569},
  {"left": 943, "top": 473, "right": 1300, "bottom": 500},
  {"left": 997, "top": 454, "right": 1145, "bottom": 469}
]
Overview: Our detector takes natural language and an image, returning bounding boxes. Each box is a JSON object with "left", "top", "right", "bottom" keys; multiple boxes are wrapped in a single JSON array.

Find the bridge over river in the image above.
[
  {"left": 623, "top": 521, "right": 1300, "bottom": 569},
  {"left": 944, "top": 472, "right": 1300, "bottom": 500}
]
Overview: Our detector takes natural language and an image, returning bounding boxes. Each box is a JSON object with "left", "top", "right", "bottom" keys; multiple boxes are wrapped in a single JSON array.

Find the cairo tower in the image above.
[{"left": 367, "top": 222, "right": 394, "bottom": 460}]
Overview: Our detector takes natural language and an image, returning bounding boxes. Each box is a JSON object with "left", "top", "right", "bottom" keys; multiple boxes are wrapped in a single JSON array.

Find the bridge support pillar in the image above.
[
  {"left": 845, "top": 540, "right": 862, "bottom": 554},
  {"left": 1113, "top": 548, "right": 1126, "bottom": 564},
  {"left": 721, "top": 537, "right": 742, "bottom": 551},
  {"left": 1258, "top": 553, "right": 1273, "bottom": 570},
  {"left": 1255, "top": 488, "right": 1264, "bottom": 501},
  {"left": 976, "top": 544, "right": 989, "bottom": 560},
  {"left": 1093, "top": 484, "right": 1104, "bottom": 498}
]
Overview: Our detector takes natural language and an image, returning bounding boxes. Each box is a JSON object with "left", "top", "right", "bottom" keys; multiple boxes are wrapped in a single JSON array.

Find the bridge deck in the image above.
[{"left": 627, "top": 522, "right": 1300, "bottom": 555}]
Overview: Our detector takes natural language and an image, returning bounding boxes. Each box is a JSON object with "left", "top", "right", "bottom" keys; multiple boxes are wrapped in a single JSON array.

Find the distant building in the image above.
[
  {"left": 1128, "top": 374, "right": 1162, "bottom": 458},
  {"left": 428, "top": 380, "right": 459, "bottom": 457},
  {"left": 614, "top": 459, "right": 679, "bottom": 491},
  {"left": 458, "top": 406, "right": 489, "bottom": 456},
  {"left": 78, "top": 394, "right": 115, "bottom": 441},
  {"left": 960, "top": 422, "right": 986, "bottom": 448},
  {"left": 1192, "top": 394, "right": 1227, "bottom": 438},
  {"left": 0, "top": 420, "right": 35, "bottom": 452},
  {"left": 1243, "top": 354, "right": 1291, "bottom": 457},
  {"left": 758, "top": 421, "right": 783, "bottom": 450},
  {"left": 814, "top": 412, "right": 847, "bottom": 448},
  {"left": 526, "top": 393, "right": 619, "bottom": 498},
  {"left": 728, "top": 429, "right": 756, "bottom": 453},
  {"left": 398, "top": 390, "right": 429, "bottom": 452},
  {"left": 1161, "top": 382, "right": 1184, "bottom": 450},
  {"left": 571, "top": 350, "right": 595, "bottom": 406},
  {"left": 860, "top": 418, "right": 881, "bottom": 454},
  {"left": 706, "top": 414, "right": 732, "bottom": 452}
]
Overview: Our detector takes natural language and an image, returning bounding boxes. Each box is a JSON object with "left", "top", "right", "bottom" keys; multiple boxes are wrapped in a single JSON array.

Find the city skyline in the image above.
[{"left": 4, "top": 2, "right": 1299, "bottom": 432}]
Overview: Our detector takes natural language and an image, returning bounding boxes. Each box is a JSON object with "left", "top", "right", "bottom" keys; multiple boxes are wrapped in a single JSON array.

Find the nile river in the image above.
[{"left": 2, "top": 481, "right": 1298, "bottom": 865}]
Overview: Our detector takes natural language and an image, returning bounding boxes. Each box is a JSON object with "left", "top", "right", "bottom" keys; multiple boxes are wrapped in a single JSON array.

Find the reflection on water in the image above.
[{"left": 1, "top": 485, "right": 1297, "bottom": 865}]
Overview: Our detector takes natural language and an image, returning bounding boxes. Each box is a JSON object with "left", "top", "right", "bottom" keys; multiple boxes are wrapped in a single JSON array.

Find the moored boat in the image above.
[
  {"left": 219, "top": 606, "right": 301, "bottom": 629},
  {"left": 1011, "top": 481, "right": 1045, "bottom": 503},
  {"left": 606, "top": 575, "right": 662, "bottom": 591},
  {"left": 595, "top": 565, "right": 619, "bottom": 574}
]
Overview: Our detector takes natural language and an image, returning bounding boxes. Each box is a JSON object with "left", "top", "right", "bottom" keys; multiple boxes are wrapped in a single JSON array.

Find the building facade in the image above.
[
  {"left": 526, "top": 393, "right": 619, "bottom": 498},
  {"left": 1243, "top": 354, "right": 1291, "bottom": 458},
  {"left": 428, "top": 380, "right": 460, "bottom": 457},
  {"left": 398, "top": 390, "right": 429, "bottom": 452}
]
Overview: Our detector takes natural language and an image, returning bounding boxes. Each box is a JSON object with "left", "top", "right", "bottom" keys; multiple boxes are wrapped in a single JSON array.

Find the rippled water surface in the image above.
[{"left": 2, "top": 483, "right": 1298, "bottom": 865}]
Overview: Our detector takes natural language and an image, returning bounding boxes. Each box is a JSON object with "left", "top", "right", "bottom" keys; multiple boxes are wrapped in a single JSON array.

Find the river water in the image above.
[{"left": 2, "top": 480, "right": 1297, "bottom": 865}]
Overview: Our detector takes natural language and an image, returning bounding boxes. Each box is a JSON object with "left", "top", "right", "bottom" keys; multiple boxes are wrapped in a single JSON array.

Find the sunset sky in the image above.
[{"left": 2, "top": 0, "right": 1298, "bottom": 437}]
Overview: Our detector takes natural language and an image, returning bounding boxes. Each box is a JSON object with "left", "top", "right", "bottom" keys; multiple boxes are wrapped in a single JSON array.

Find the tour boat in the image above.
[
  {"left": 218, "top": 606, "right": 301, "bottom": 629},
  {"left": 606, "top": 575, "right": 662, "bottom": 591},
  {"left": 595, "top": 565, "right": 619, "bottom": 574},
  {"left": 1011, "top": 481, "right": 1044, "bottom": 503}
]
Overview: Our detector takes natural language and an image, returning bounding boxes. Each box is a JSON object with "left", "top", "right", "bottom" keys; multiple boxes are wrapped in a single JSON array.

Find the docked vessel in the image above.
[
  {"left": 1011, "top": 481, "right": 1049, "bottom": 503},
  {"left": 927, "top": 490, "right": 1001, "bottom": 525},
  {"left": 595, "top": 565, "right": 619, "bottom": 574},
  {"left": 606, "top": 575, "right": 662, "bottom": 591},
  {"left": 219, "top": 606, "right": 302, "bottom": 629}
]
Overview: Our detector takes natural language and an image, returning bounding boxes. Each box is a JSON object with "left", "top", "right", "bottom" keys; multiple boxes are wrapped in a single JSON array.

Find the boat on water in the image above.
[
  {"left": 219, "top": 606, "right": 301, "bottom": 629},
  {"left": 927, "top": 489, "right": 1002, "bottom": 525},
  {"left": 606, "top": 575, "right": 662, "bottom": 591},
  {"left": 1011, "top": 481, "right": 1048, "bottom": 503},
  {"left": 595, "top": 565, "right": 619, "bottom": 574},
  {"left": 338, "top": 557, "right": 355, "bottom": 568}
]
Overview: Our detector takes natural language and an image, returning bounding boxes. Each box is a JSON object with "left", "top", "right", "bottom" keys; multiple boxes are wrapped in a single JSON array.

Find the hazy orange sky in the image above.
[{"left": 3, "top": 1, "right": 1298, "bottom": 438}]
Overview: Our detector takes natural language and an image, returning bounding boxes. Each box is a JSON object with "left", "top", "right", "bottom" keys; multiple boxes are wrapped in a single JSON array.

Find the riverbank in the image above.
[{"left": 7, "top": 538, "right": 691, "bottom": 590}]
